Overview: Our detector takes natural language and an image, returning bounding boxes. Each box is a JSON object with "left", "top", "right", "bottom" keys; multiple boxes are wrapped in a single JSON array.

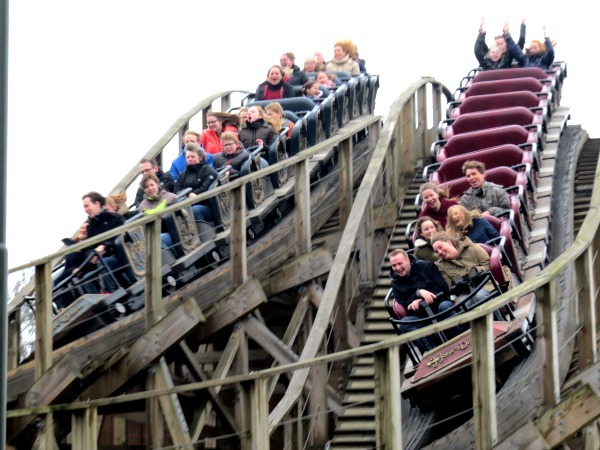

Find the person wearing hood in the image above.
[
  {"left": 279, "top": 52, "right": 309, "bottom": 86},
  {"left": 175, "top": 143, "right": 218, "bottom": 223},
  {"left": 326, "top": 41, "right": 360, "bottom": 76},
  {"left": 213, "top": 131, "right": 249, "bottom": 179},
  {"left": 239, "top": 105, "right": 276, "bottom": 149},
  {"left": 413, "top": 216, "right": 443, "bottom": 261},
  {"left": 459, "top": 160, "right": 510, "bottom": 217},
  {"left": 389, "top": 248, "right": 454, "bottom": 352},
  {"left": 254, "top": 65, "right": 296, "bottom": 101}
]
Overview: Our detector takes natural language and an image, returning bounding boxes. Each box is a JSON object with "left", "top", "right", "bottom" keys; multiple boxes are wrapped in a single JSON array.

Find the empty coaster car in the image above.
[
  {"left": 459, "top": 67, "right": 558, "bottom": 89},
  {"left": 453, "top": 76, "right": 554, "bottom": 103},
  {"left": 447, "top": 90, "right": 550, "bottom": 120},
  {"left": 439, "top": 106, "right": 546, "bottom": 140},
  {"left": 431, "top": 124, "right": 542, "bottom": 164}
]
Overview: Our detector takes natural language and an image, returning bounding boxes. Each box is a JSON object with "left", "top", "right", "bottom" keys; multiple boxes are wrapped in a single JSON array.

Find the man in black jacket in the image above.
[{"left": 389, "top": 249, "right": 454, "bottom": 352}]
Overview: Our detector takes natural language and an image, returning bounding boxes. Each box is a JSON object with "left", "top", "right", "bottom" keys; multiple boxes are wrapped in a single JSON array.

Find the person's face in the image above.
[
  {"left": 144, "top": 179, "right": 159, "bottom": 196},
  {"left": 239, "top": 110, "right": 248, "bottom": 122},
  {"left": 186, "top": 150, "right": 200, "bottom": 165},
  {"left": 495, "top": 37, "right": 506, "bottom": 53},
  {"left": 433, "top": 240, "right": 459, "bottom": 260},
  {"left": 450, "top": 209, "right": 466, "bottom": 228},
  {"left": 420, "top": 220, "right": 437, "bottom": 240},
  {"left": 184, "top": 133, "right": 200, "bottom": 145},
  {"left": 333, "top": 45, "right": 346, "bottom": 59},
  {"left": 314, "top": 52, "right": 324, "bottom": 65},
  {"left": 529, "top": 41, "right": 541, "bottom": 54},
  {"left": 222, "top": 140, "right": 238, "bottom": 155},
  {"left": 139, "top": 161, "right": 156, "bottom": 176},
  {"left": 390, "top": 253, "right": 411, "bottom": 277},
  {"left": 266, "top": 108, "right": 281, "bottom": 120},
  {"left": 422, "top": 189, "right": 440, "bottom": 211},
  {"left": 304, "top": 59, "right": 316, "bottom": 72},
  {"left": 488, "top": 46, "right": 502, "bottom": 62},
  {"left": 268, "top": 68, "right": 283, "bottom": 84},
  {"left": 316, "top": 72, "right": 329, "bottom": 85},
  {"left": 279, "top": 54, "right": 292, "bottom": 68},
  {"left": 465, "top": 168, "right": 485, "bottom": 189},
  {"left": 207, "top": 115, "right": 222, "bottom": 134},
  {"left": 308, "top": 84, "right": 320, "bottom": 97},
  {"left": 83, "top": 197, "right": 102, "bottom": 218},
  {"left": 247, "top": 107, "right": 260, "bottom": 122}
]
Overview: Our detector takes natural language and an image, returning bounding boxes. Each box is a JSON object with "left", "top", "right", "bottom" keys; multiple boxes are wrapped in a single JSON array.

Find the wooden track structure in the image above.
[{"left": 6, "top": 77, "right": 600, "bottom": 450}]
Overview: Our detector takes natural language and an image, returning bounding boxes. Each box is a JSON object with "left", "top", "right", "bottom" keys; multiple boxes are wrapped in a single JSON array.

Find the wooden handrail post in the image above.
[
  {"left": 471, "top": 313, "right": 498, "bottom": 449},
  {"left": 576, "top": 247, "right": 598, "bottom": 370},
  {"left": 231, "top": 184, "right": 247, "bottom": 286},
  {"left": 71, "top": 407, "right": 98, "bottom": 450},
  {"left": 242, "top": 378, "right": 270, "bottom": 450},
  {"left": 8, "top": 309, "right": 20, "bottom": 370},
  {"left": 338, "top": 137, "right": 353, "bottom": 229},
  {"left": 537, "top": 281, "right": 560, "bottom": 408},
  {"left": 374, "top": 345, "right": 402, "bottom": 450},
  {"left": 34, "top": 262, "right": 52, "bottom": 380},
  {"left": 360, "top": 197, "right": 375, "bottom": 282},
  {"left": 145, "top": 219, "right": 164, "bottom": 328},
  {"left": 294, "top": 159, "right": 311, "bottom": 256}
]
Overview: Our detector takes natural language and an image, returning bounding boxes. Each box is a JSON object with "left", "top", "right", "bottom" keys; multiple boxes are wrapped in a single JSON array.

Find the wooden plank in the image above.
[
  {"left": 294, "top": 158, "right": 311, "bottom": 255},
  {"left": 374, "top": 346, "right": 402, "bottom": 450},
  {"left": 338, "top": 138, "right": 353, "bottom": 229},
  {"left": 536, "top": 384, "right": 600, "bottom": 447},
  {"left": 244, "top": 379, "right": 270, "bottom": 450},
  {"left": 34, "top": 262, "right": 53, "bottom": 380},
  {"left": 576, "top": 247, "right": 598, "bottom": 370},
  {"left": 154, "top": 358, "right": 194, "bottom": 449},
  {"left": 71, "top": 407, "right": 98, "bottom": 450},
  {"left": 261, "top": 247, "right": 333, "bottom": 298},
  {"left": 230, "top": 184, "right": 247, "bottom": 286},
  {"left": 492, "top": 420, "right": 550, "bottom": 450},
  {"left": 538, "top": 282, "right": 560, "bottom": 408},
  {"left": 471, "top": 314, "right": 498, "bottom": 450},
  {"left": 78, "top": 297, "right": 205, "bottom": 400},
  {"left": 190, "top": 277, "right": 267, "bottom": 342},
  {"left": 145, "top": 219, "right": 164, "bottom": 328}
]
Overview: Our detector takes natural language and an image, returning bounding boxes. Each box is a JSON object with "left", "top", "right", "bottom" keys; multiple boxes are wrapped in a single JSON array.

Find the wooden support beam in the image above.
[
  {"left": 79, "top": 298, "right": 205, "bottom": 400},
  {"left": 230, "top": 184, "right": 247, "bottom": 286},
  {"left": 147, "top": 368, "right": 164, "bottom": 449},
  {"left": 261, "top": 247, "right": 333, "bottom": 298},
  {"left": 180, "top": 334, "right": 240, "bottom": 442},
  {"left": 242, "top": 379, "right": 270, "bottom": 450},
  {"left": 576, "top": 246, "right": 598, "bottom": 370},
  {"left": 338, "top": 138, "right": 353, "bottom": 229},
  {"left": 154, "top": 358, "right": 194, "bottom": 449},
  {"left": 294, "top": 158, "right": 311, "bottom": 256},
  {"left": 471, "top": 313, "right": 498, "bottom": 450},
  {"left": 71, "top": 407, "right": 97, "bottom": 450},
  {"left": 537, "top": 281, "right": 560, "bottom": 408},
  {"left": 374, "top": 346, "right": 402, "bottom": 450},
  {"left": 584, "top": 421, "right": 600, "bottom": 450},
  {"left": 34, "top": 262, "right": 53, "bottom": 380},
  {"left": 31, "top": 413, "right": 57, "bottom": 450},
  {"left": 234, "top": 328, "right": 249, "bottom": 440},
  {"left": 308, "top": 340, "right": 329, "bottom": 446},
  {"left": 8, "top": 309, "right": 20, "bottom": 370},
  {"left": 537, "top": 384, "right": 600, "bottom": 447},
  {"left": 359, "top": 196, "right": 375, "bottom": 282},
  {"left": 190, "top": 276, "right": 267, "bottom": 342}
]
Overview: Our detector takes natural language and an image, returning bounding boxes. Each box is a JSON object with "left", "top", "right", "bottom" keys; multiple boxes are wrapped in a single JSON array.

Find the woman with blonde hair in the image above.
[
  {"left": 265, "top": 102, "right": 294, "bottom": 136},
  {"left": 239, "top": 105, "right": 277, "bottom": 149},
  {"left": 105, "top": 192, "right": 128, "bottom": 215},
  {"left": 326, "top": 40, "right": 360, "bottom": 75},
  {"left": 446, "top": 204, "right": 499, "bottom": 244}
]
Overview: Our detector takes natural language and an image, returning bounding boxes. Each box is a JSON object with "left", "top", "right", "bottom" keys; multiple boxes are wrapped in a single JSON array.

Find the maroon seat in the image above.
[
  {"left": 455, "top": 77, "right": 553, "bottom": 102},
  {"left": 447, "top": 90, "right": 549, "bottom": 119},
  {"left": 480, "top": 216, "right": 524, "bottom": 281},
  {"left": 439, "top": 106, "right": 544, "bottom": 140},
  {"left": 478, "top": 242, "right": 511, "bottom": 287},
  {"left": 432, "top": 125, "right": 541, "bottom": 164}
]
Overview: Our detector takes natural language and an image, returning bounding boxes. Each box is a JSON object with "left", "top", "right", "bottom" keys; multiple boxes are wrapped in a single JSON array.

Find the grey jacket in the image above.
[{"left": 460, "top": 181, "right": 510, "bottom": 216}]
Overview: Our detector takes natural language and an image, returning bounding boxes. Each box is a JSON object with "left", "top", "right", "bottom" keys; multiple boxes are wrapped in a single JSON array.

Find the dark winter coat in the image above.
[
  {"left": 504, "top": 33, "right": 554, "bottom": 70},
  {"left": 213, "top": 148, "right": 250, "bottom": 177},
  {"left": 239, "top": 119, "right": 277, "bottom": 149},
  {"left": 174, "top": 162, "right": 218, "bottom": 196},
  {"left": 254, "top": 80, "right": 296, "bottom": 101}
]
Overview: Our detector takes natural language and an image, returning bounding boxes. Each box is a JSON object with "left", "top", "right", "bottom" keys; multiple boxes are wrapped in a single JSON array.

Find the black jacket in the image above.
[
  {"left": 134, "top": 169, "right": 175, "bottom": 207},
  {"left": 287, "top": 64, "right": 309, "bottom": 86},
  {"left": 214, "top": 148, "right": 249, "bottom": 177},
  {"left": 175, "top": 162, "right": 218, "bottom": 196},
  {"left": 239, "top": 119, "right": 276, "bottom": 149},
  {"left": 389, "top": 255, "right": 450, "bottom": 315},
  {"left": 85, "top": 209, "right": 126, "bottom": 257}
]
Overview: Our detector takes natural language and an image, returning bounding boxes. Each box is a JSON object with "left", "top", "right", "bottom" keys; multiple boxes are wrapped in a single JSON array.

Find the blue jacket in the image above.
[
  {"left": 467, "top": 217, "right": 500, "bottom": 244},
  {"left": 505, "top": 33, "right": 554, "bottom": 70}
]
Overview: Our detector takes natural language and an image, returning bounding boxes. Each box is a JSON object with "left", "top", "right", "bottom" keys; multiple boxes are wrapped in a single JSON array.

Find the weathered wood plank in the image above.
[{"left": 261, "top": 247, "right": 333, "bottom": 298}]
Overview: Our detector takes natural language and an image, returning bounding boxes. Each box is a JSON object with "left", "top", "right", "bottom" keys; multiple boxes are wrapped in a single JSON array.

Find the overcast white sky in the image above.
[{"left": 6, "top": 1, "right": 599, "bottom": 273}]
